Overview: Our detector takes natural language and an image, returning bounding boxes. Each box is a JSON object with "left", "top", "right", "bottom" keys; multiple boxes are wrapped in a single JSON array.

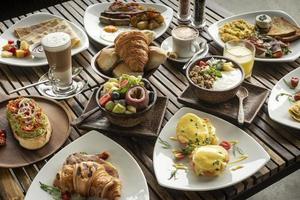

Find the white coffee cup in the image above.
[{"left": 172, "top": 26, "right": 200, "bottom": 58}]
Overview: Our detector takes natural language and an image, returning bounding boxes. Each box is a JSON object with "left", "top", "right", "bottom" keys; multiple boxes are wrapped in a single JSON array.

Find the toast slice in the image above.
[
  {"left": 278, "top": 21, "right": 300, "bottom": 42},
  {"left": 267, "top": 17, "right": 296, "bottom": 37}
]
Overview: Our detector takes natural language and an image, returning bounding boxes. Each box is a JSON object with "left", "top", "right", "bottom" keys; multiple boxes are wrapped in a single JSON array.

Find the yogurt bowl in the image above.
[{"left": 186, "top": 56, "right": 245, "bottom": 104}]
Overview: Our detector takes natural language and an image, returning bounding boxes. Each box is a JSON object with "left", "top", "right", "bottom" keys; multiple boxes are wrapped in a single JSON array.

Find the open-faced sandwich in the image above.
[
  {"left": 40, "top": 151, "right": 122, "bottom": 200},
  {"left": 6, "top": 97, "right": 52, "bottom": 150}
]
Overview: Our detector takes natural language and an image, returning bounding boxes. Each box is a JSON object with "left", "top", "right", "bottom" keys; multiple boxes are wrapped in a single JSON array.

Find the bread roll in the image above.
[
  {"left": 145, "top": 46, "right": 167, "bottom": 71},
  {"left": 97, "top": 48, "right": 119, "bottom": 73},
  {"left": 112, "top": 62, "right": 143, "bottom": 78}
]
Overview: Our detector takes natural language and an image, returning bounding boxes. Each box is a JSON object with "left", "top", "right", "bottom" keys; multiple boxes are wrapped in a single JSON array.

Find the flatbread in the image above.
[
  {"left": 267, "top": 17, "right": 296, "bottom": 37},
  {"left": 14, "top": 18, "right": 80, "bottom": 48},
  {"left": 288, "top": 101, "right": 300, "bottom": 122}
]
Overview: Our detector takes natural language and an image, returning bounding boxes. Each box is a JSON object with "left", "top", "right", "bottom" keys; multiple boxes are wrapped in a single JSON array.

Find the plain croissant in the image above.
[
  {"left": 53, "top": 153, "right": 122, "bottom": 200},
  {"left": 114, "top": 31, "right": 150, "bottom": 72}
]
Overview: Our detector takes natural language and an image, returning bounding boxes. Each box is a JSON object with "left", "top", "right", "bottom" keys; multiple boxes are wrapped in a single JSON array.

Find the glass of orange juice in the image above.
[{"left": 223, "top": 40, "right": 255, "bottom": 79}]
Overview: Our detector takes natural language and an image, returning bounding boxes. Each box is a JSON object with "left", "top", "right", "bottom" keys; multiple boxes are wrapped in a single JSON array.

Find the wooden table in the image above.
[{"left": 0, "top": 0, "right": 299, "bottom": 199}]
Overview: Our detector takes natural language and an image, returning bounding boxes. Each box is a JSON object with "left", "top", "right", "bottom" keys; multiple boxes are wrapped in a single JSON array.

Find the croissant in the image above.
[
  {"left": 53, "top": 153, "right": 122, "bottom": 200},
  {"left": 115, "top": 31, "right": 150, "bottom": 72}
]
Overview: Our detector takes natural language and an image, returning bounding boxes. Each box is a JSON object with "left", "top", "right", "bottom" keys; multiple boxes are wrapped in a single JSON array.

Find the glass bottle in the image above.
[
  {"left": 193, "top": 0, "right": 206, "bottom": 28},
  {"left": 178, "top": 0, "right": 191, "bottom": 23}
]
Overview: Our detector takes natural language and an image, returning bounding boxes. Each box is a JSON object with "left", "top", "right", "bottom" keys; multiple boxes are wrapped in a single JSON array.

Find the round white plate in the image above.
[
  {"left": 161, "top": 36, "right": 209, "bottom": 63},
  {"left": 0, "top": 13, "right": 89, "bottom": 67},
  {"left": 207, "top": 10, "right": 300, "bottom": 62},
  {"left": 84, "top": 2, "right": 173, "bottom": 46},
  {"left": 268, "top": 67, "right": 300, "bottom": 130},
  {"left": 25, "top": 130, "right": 149, "bottom": 200},
  {"left": 153, "top": 107, "right": 270, "bottom": 191}
]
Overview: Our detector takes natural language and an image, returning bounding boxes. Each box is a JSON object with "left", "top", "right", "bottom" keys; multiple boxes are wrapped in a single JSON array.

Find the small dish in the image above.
[
  {"left": 96, "top": 79, "right": 157, "bottom": 127},
  {"left": 153, "top": 107, "right": 270, "bottom": 191},
  {"left": 178, "top": 81, "right": 269, "bottom": 125},
  {"left": 185, "top": 56, "right": 245, "bottom": 104},
  {"left": 25, "top": 130, "right": 150, "bottom": 200},
  {"left": 161, "top": 36, "right": 208, "bottom": 63},
  {"left": 29, "top": 42, "right": 46, "bottom": 58},
  {"left": 91, "top": 43, "right": 161, "bottom": 80},
  {"left": 76, "top": 88, "right": 168, "bottom": 138},
  {"left": 268, "top": 67, "right": 300, "bottom": 130},
  {"left": 37, "top": 72, "right": 87, "bottom": 100}
]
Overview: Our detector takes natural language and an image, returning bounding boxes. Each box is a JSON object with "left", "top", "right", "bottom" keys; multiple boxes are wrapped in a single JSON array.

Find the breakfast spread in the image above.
[
  {"left": 6, "top": 97, "right": 52, "bottom": 150},
  {"left": 14, "top": 18, "right": 81, "bottom": 48},
  {"left": 100, "top": 0, "right": 164, "bottom": 30},
  {"left": 1, "top": 40, "right": 30, "bottom": 58},
  {"left": 219, "top": 14, "right": 300, "bottom": 58},
  {"left": 40, "top": 151, "right": 122, "bottom": 200},
  {"left": 159, "top": 113, "right": 247, "bottom": 178},
  {"left": 99, "top": 74, "right": 152, "bottom": 114},
  {"left": 96, "top": 30, "right": 167, "bottom": 77},
  {"left": 189, "top": 57, "right": 242, "bottom": 90}
]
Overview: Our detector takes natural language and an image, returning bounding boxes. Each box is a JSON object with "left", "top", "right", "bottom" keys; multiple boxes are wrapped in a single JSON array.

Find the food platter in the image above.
[
  {"left": 268, "top": 67, "right": 300, "bottom": 130},
  {"left": 0, "top": 96, "right": 71, "bottom": 168},
  {"left": 0, "top": 12, "right": 89, "bottom": 67},
  {"left": 84, "top": 2, "right": 173, "bottom": 46},
  {"left": 207, "top": 10, "right": 300, "bottom": 62},
  {"left": 25, "top": 130, "right": 149, "bottom": 200},
  {"left": 153, "top": 107, "right": 270, "bottom": 191}
]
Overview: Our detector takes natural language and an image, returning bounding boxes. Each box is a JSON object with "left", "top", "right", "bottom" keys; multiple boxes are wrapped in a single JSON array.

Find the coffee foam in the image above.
[
  {"left": 41, "top": 32, "right": 71, "bottom": 52},
  {"left": 172, "top": 26, "right": 198, "bottom": 40}
]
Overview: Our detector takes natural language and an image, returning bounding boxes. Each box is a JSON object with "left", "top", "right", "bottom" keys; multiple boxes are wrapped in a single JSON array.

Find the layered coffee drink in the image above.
[{"left": 42, "top": 32, "right": 72, "bottom": 92}]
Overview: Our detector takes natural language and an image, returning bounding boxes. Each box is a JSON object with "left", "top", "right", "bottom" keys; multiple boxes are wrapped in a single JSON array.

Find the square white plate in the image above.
[
  {"left": 268, "top": 67, "right": 300, "bottom": 130},
  {"left": 207, "top": 10, "right": 300, "bottom": 62},
  {"left": 84, "top": 2, "right": 173, "bottom": 46},
  {"left": 25, "top": 131, "right": 149, "bottom": 200},
  {"left": 0, "top": 13, "right": 89, "bottom": 67},
  {"left": 153, "top": 107, "right": 270, "bottom": 191}
]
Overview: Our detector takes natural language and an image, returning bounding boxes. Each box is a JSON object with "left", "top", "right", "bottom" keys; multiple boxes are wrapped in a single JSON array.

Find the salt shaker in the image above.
[
  {"left": 178, "top": 0, "right": 191, "bottom": 24},
  {"left": 193, "top": 0, "right": 206, "bottom": 28}
]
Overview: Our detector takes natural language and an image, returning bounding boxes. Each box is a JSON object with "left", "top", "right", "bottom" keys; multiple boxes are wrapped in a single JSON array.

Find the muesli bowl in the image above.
[
  {"left": 96, "top": 75, "right": 157, "bottom": 127},
  {"left": 186, "top": 56, "right": 245, "bottom": 104}
]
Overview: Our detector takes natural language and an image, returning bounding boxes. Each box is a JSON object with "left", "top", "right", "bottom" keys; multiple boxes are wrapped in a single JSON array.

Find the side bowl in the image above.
[
  {"left": 96, "top": 79, "right": 158, "bottom": 127},
  {"left": 185, "top": 56, "right": 245, "bottom": 104}
]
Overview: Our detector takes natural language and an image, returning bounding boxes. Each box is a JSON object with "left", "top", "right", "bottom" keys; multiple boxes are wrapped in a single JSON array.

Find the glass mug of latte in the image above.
[
  {"left": 41, "top": 32, "right": 73, "bottom": 95},
  {"left": 171, "top": 26, "right": 200, "bottom": 58}
]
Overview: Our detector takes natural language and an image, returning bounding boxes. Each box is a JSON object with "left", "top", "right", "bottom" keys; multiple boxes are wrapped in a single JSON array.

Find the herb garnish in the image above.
[
  {"left": 232, "top": 142, "right": 244, "bottom": 157},
  {"left": 275, "top": 93, "right": 295, "bottom": 103},
  {"left": 158, "top": 137, "right": 172, "bottom": 149},
  {"left": 40, "top": 182, "right": 61, "bottom": 200}
]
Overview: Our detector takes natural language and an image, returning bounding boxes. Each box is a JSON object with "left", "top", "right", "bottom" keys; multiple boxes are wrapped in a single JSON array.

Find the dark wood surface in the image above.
[
  {"left": 0, "top": 0, "right": 299, "bottom": 199},
  {"left": 0, "top": 96, "right": 71, "bottom": 168}
]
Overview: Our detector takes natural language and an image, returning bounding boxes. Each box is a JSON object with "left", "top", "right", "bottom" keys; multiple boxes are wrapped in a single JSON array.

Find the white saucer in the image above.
[
  {"left": 161, "top": 36, "right": 209, "bottom": 63},
  {"left": 37, "top": 72, "right": 87, "bottom": 100}
]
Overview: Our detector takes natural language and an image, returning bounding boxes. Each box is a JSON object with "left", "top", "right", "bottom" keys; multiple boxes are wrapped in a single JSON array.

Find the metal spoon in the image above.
[
  {"left": 182, "top": 41, "right": 207, "bottom": 70},
  {"left": 8, "top": 67, "right": 83, "bottom": 94},
  {"left": 236, "top": 86, "right": 249, "bottom": 125}
]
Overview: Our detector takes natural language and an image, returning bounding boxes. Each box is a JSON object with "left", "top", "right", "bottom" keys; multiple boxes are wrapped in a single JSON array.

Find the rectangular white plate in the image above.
[
  {"left": 207, "top": 10, "right": 300, "bottom": 62},
  {"left": 25, "top": 131, "right": 149, "bottom": 200},
  {"left": 153, "top": 107, "right": 270, "bottom": 191},
  {"left": 0, "top": 13, "right": 89, "bottom": 67},
  {"left": 268, "top": 67, "right": 300, "bottom": 130},
  {"left": 84, "top": 2, "right": 173, "bottom": 46}
]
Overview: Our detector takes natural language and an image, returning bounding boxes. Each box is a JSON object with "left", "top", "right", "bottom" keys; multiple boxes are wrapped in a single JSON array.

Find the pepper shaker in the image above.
[
  {"left": 178, "top": 0, "right": 191, "bottom": 24},
  {"left": 193, "top": 0, "right": 206, "bottom": 28}
]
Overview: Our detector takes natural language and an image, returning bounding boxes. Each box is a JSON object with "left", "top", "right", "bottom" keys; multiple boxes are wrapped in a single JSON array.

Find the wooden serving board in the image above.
[
  {"left": 0, "top": 96, "right": 71, "bottom": 168},
  {"left": 178, "top": 82, "right": 270, "bottom": 125}
]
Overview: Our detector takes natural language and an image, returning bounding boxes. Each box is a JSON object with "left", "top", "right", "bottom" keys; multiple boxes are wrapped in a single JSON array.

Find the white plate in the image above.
[
  {"left": 0, "top": 13, "right": 89, "bottom": 67},
  {"left": 268, "top": 67, "right": 300, "bottom": 129},
  {"left": 153, "top": 107, "right": 270, "bottom": 191},
  {"left": 161, "top": 36, "right": 209, "bottom": 63},
  {"left": 84, "top": 2, "right": 173, "bottom": 46},
  {"left": 207, "top": 10, "right": 300, "bottom": 62},
  {"left": 25, "top": 131, "right": 149, "bottom": 200}
]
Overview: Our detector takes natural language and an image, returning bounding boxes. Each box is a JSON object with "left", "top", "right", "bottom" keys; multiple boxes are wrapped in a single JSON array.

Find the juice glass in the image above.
[{"left": 223, "top": 40, "right": 255, "bottom": 79}]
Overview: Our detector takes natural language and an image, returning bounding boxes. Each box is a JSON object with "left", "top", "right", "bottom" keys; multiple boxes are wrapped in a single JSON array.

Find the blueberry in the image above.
[
  {"left": 16, "top": 40, "right": 21, "bottom": 49},
  {"left": 111, "top": 91, "right": 120, "bottom": 100}
]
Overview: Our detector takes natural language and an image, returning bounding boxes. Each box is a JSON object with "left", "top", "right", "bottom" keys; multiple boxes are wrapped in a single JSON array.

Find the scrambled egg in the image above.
[
  {"left": 219, "top": 19, "right": 255, "bottom": 42},
  {"left": 176, "top": 113, "right": 219, "bottom": 145},
  {"left": 191, "top": 145, "right": 229, "bottom": 176},
  {"left": 289, "top": 101, "right": 300, "bottom": 122}
]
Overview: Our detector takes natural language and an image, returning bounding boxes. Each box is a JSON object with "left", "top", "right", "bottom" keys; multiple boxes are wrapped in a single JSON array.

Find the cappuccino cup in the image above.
[
  {"left": 41, "top": 32, "right": 72, "bottom": 94},
  {"left": 172, "top": 26, "right": 200, "bottom": 58}
]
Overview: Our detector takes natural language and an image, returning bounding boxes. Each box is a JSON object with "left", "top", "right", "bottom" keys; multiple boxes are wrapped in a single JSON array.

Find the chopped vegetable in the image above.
[
  {"left": 99, "top": 94, "right": 112, "bottom": 106},
  {"left": 219, "top": 140, "right": 231, "bottom": 150}
]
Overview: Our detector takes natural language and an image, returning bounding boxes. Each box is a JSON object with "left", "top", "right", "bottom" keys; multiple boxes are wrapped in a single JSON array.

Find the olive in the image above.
[
  {"left": 16, "top": 40, "right": 21, "bottom": 49},
  {"left": 111, "top": 91, "right": 120, "bottom": 100}
]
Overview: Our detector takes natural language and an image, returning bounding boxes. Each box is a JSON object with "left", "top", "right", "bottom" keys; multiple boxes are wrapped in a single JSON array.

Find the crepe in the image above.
[
  {"left": 14, "top": 18, "right": 80, "bottom": 48},
  {"left": 289, "top": 101, "right": 300, "bottom": 122}
]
